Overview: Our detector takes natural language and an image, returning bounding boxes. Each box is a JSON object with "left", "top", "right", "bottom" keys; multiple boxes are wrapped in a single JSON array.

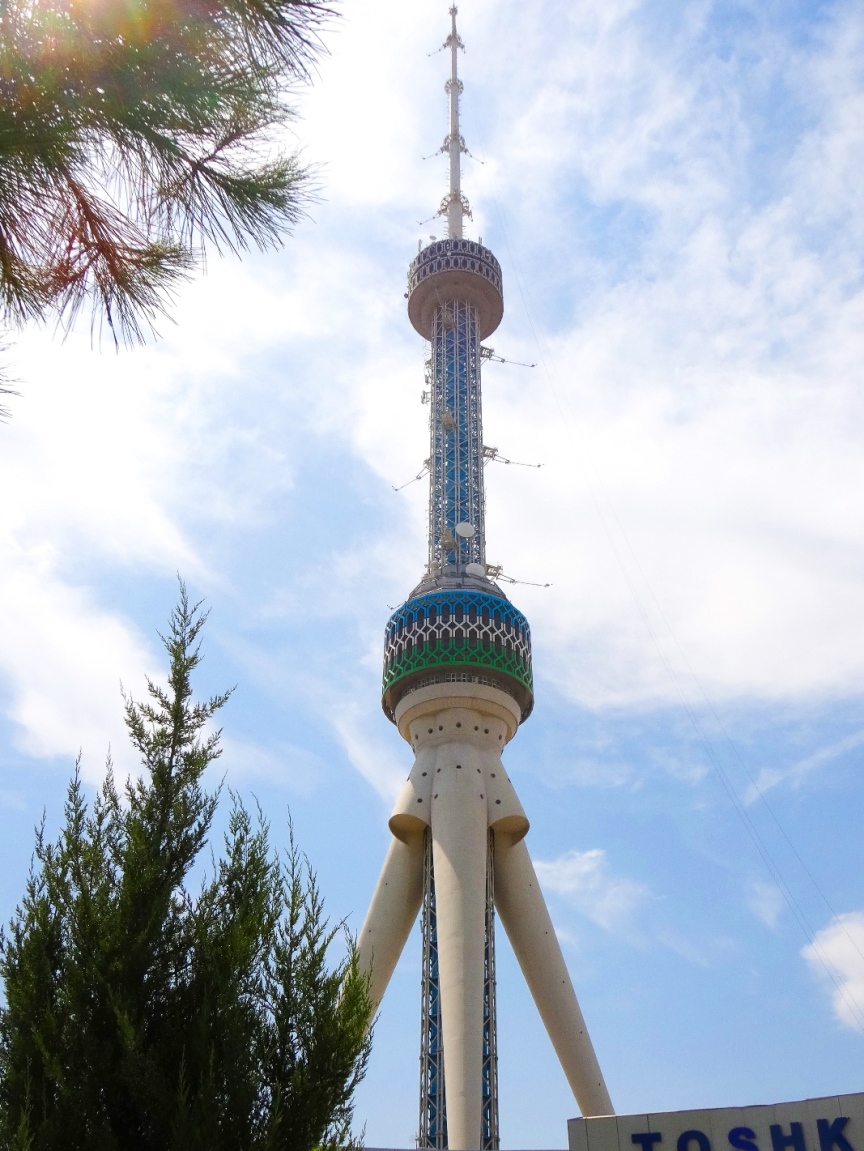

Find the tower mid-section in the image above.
[{"left": 383, "top": 239, "right": 532, "bottom": 726}]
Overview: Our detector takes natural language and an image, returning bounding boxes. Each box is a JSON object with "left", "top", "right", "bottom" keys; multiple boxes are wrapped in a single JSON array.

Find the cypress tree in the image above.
[{"left": 0, "top": 587, "right": 371, "bottom": 1150}]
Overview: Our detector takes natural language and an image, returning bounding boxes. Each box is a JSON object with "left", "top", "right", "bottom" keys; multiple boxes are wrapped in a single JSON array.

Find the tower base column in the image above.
[
  {"left": 493, "top": 833, "right": 613, "bottom": 1117},
  {"left": 431, "top": 721, "right": 489, "bottom": 1151},
  {"left": 357, "top": 832, "right": 425, "bottom": 1010}
]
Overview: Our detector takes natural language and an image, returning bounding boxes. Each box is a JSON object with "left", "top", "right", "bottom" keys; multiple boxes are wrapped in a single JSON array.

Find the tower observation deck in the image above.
[{"left": 358, "top": 10, "right": 613, "bottom": 1150}]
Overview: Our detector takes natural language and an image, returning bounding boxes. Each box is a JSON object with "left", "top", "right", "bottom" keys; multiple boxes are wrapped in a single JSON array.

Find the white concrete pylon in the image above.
[
  {"left": 430, "top": 739, "right": 488, "bottom": 1149},
  {"left": 493, "top": 834, "right": 613, "bottom": 1118},
  {"left": 357, "top": 683, "right": 614, "bottom": 1148},
  {"left": 359, "top": 832, "right": 425, "bottom": 1010}
]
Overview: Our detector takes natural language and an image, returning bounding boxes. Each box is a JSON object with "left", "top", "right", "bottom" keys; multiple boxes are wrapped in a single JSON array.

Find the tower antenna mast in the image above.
[{"left": 444, "top": 6, "right": 468, "bottom": 239}]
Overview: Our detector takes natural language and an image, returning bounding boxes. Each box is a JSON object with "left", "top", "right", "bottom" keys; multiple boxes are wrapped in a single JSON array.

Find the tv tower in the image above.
[{"left": 357, "top": 10, "right": 614, "bottom": 1149}]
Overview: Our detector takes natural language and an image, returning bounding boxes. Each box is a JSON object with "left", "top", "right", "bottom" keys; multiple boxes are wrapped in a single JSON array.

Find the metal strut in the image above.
[
  {"left": 482, "top": 829, "right": 499, "bottom": 1151},
  {"left": 419, "top": 829, "right": 447, "bottom": 1149},
  {"left": 418, "top": 829, "right": 499, "bottom": 1150}
]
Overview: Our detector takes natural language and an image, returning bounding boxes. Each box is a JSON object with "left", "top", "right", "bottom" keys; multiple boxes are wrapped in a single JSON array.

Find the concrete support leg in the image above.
[
  {"left": 431, "top": 743, "right": 489, "bottom": 1150},
  {"left": 493, "top": 833, "right": 614, "bottom": 1117},
  {"left": 357, "top": 831, "right": 425, "bottom": 1010}
]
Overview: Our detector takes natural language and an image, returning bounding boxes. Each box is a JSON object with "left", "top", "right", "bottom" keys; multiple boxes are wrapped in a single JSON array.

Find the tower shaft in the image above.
[
  {"left": 429, "top": 299, "right": 485, "bottom": 571},
  {"left": 420, "top": 828, "right": 499, "bottom": 1151},
  {"left": 357, "top": 9, "right": 614, "bottom": 1146}
]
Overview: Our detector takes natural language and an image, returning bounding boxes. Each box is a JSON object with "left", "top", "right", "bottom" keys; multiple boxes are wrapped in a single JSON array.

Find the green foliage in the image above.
[
  {"left": 0, "top": 586, "right": 371, "bottom": 1151},
  {"left": 0, "top": 0, "right": 333, "bottom": 344}
]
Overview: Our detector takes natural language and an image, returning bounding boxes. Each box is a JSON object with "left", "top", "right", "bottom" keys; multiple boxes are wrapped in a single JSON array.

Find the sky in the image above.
[{"left": 2, "top": 0, "right": 864, "bottom": 1145}]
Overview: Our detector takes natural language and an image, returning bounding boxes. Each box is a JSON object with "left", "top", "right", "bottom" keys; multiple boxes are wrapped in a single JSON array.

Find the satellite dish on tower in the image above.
[
  {"left": 455, "top": 522, "right": 475, "bottom": 538},
  {"left": 465, "top": 562, "right": 486, "bottom": 577}
]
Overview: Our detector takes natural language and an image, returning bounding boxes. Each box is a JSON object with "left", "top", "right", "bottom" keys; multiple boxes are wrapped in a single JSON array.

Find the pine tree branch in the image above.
[{"left": 0, "top": 0, "right": 337, "bottom": 349}]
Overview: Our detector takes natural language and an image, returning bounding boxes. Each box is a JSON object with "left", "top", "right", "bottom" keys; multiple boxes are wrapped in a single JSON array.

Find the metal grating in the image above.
[
  {"left": 419, "top": 828, "right": 447, "bottom": 1150},
  {"left": 483, "top": 829, "right": 499, "bottom": 1151},
  {"left": 429, "top": 298, "right": 485, "bottom": 571},
  {"left": 418, "top": 829, "right": 499, "bottom": 1150}
]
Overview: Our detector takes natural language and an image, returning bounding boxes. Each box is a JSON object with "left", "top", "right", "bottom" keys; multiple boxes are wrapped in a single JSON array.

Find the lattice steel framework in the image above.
[
  {"left": 482, "top": 831, "right": 499, "bottom": 1151},
  {"left": 419, "top": 829, "right": 499, "bottom": 1151},
  {"left": 428, "top": 299, "right": 485, "bottom": 571},
  {"left": 419, "top": 829, "right": 447, "bottom": 1150}
]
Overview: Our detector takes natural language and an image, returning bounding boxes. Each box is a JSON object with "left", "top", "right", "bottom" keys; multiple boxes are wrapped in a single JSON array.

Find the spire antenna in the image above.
[{"left": 442, "top": 5, "right": 469, "bottom": 238}]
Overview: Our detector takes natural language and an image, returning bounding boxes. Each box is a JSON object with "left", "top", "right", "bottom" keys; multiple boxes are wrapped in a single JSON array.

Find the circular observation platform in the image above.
[
  {"left": 381, "top": 585, "right": 534, "bottom": 724},
  {"left": 407, "top": 239, "right": 503, "bottom": 341}
]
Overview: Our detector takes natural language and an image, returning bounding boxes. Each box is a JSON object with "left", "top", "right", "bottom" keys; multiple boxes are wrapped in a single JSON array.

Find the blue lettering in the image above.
[
  {"left": 818, "top": 1120, "right": 854, "bottom": 1151},
  {"left": 730, "top": 1129, "right": 759, "bottom": 1151},
  {"left": 771, "top": 1124, "right": 807, "bottom": 1151},
  {"left": 678, "top": 1132, "right": 711, "bottom": 1151},
  {"left": 632, "top": 1135, "right": 663, "bottom": 1151}
]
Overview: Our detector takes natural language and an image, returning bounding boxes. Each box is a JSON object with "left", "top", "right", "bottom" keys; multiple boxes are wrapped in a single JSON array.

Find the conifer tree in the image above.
[{"left": 0, "top": 587, "right": 371, "bottom": 1150}]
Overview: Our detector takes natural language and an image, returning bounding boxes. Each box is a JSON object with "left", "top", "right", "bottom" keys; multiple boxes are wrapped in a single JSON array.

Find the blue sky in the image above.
[{"left": 2, "top": 0, "right": 864, "bottom": 1145}]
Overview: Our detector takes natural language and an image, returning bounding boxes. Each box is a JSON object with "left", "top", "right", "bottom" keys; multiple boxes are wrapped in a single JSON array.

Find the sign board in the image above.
[{"left": 569, "top": 1093, "right": 864, "bottom": 1151}]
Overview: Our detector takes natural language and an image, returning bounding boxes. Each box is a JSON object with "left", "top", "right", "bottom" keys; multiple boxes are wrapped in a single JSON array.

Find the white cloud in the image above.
[
  {"left": 747, "top": 880, "right": 785, "bottom": 929},
  {"left": 2, "top": 338, "right": 199, "bottom": 573},
  {"left": 744, "top": 728, "right": 864, "bottom": 802},
  {"left": 802, "top": 911, "right": 864, "bottom": 1031},
  {"left": 0, "top": 542, "right": 156, "bottom": 775},
  {"left": 0, "top": 323, "right": 203, "bottom": 769},
  {"left": 219, "top": 737, "right": 325, "bottom": 797},
  {"left": 330, "top": 701, "right": 406, "bottom": 804},
  {"left": 534, "top": 847, "right": 652, "bottom": 931}
]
